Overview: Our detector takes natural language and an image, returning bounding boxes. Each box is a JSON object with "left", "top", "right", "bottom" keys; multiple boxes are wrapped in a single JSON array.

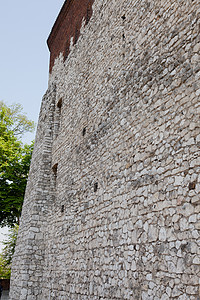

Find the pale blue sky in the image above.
[{"left": 0, "top": 0, "right": 65, "bottom": 143}]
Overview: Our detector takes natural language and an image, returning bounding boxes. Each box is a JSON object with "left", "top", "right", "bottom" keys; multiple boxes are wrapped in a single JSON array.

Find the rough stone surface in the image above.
[{"left": 10, "top": 0, "right": 200, "bottom": 299}]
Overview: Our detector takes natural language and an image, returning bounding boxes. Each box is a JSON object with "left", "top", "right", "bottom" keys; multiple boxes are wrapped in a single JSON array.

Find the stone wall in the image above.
[
  {"left": 10, "top": 88, "right": 57, "bottom": 299},
  {"left": 10, "top": 0, "right": 200, "bottom": 299},
  {"left": 47, "top": 0, "right": 94, "bottom": 72}
]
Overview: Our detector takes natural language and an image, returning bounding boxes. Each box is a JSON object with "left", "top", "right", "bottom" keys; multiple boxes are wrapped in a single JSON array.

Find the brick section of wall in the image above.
[
  {"left": 10, "top": 0, "right": 200, "bottom": 299},
  {"left": 47, "top": 0, "right": 94, "bottom": 73}
]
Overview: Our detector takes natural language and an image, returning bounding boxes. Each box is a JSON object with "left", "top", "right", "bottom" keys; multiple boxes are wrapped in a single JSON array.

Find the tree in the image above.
[
  {"left": 0, "top": 255, "right": 11, "bottom": 279},
  {"left": 0, "top": 225, "right": 18, "bottom": 279},
  {"left": 0, "top": 101, "right": 35, "bottom": 137},
  {"left": 0, "top": 142, "right": 34, "bottom": 227},
  {"left": 0, "top": 101, "right": 35, "bottom": 227}
]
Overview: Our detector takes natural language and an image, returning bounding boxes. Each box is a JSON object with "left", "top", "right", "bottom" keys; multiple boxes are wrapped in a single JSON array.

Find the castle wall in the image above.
[
  {"left": 47, "top": 0, "right": 94, "bottom": 72},
  {"left": 10, "top": 0, "right": 200, "bottom": 299},
  {"left": 10, "top": 88, "right": 57, "bottom": 299}
]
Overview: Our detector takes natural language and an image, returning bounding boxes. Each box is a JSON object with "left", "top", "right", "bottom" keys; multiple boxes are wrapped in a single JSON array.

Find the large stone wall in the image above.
[
  {"left": 47, "top": 0, "right": 94, "bottom": 72},
  {"left": 10, "top": 0, "right": 200, "bottom": 299}
]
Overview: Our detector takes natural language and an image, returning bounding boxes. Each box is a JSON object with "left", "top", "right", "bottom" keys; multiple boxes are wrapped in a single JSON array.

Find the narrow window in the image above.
[
  {"left": 57, "top": 98, "right": 62, "bottom": 133},
  {"left": 57, "top": 98, "right": 62, "bottom": 110},
  {"left": 52, "top": 163, "right": 58, "bottom": 188},
  {"left": 94, "top": 182, "right": 98, "bottom": 192},
  {"left": 54, "top": 98, "right": 62, "bottom": 138},
  {"left": 52, "top": 163, "right": 58, "bottom": 178},
  {"left": 82, "top": 127, "right": 86, "bottom": 136}
]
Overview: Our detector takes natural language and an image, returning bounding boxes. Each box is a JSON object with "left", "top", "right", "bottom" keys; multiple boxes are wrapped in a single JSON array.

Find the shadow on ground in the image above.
[{"left": 1, "top": 290, "right": 9, "bottom": 300}]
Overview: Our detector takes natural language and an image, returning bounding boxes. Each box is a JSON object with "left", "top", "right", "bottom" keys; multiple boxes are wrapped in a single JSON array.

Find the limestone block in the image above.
[
  {"left": 148, "top": 225, "right": 158, "bottom": 242},
  {"left": 159, "top": 227, "right": 167, "bottom": 242}
]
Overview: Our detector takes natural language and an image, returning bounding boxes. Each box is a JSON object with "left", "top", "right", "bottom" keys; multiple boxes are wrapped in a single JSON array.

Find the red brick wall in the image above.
[{"left": 47, "top": 0, "right": 94, "bottom": 73}]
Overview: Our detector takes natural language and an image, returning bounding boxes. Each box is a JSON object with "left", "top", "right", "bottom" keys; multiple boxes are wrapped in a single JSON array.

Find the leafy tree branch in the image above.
[{"left": 0, "top": 101, "right": 35, "bottom": 227}]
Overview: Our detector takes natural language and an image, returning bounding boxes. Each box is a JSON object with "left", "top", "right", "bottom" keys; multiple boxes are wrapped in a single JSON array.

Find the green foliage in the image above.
[
  {"left": 0, "top": 142, "right": 34, "bottom": 227},
  {"left": 0, "top": 255, "right": 11, "bottom": 279},
  {"left": 0, "top": 225, "right": 18, "bottom": 279},
  {"left": 0, "top": 101, "right": 35, "bottom": 227},
  {"left": 0, "top": 101, "right": 35, "bottom": 137}
]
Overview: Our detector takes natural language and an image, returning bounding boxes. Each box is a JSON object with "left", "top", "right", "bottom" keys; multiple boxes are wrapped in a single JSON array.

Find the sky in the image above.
[
  {"left": 0, "top": 0, "right": 65, "bottom": 143},
  {"left": 0, "top": 0, "right": 65, "bottom": 250}
]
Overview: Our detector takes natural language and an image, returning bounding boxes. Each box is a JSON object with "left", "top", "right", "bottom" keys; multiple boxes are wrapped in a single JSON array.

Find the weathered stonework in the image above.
[{"left": 10, "top": 0, "right": 200, "bottom": 299}]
